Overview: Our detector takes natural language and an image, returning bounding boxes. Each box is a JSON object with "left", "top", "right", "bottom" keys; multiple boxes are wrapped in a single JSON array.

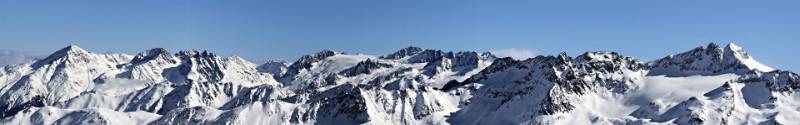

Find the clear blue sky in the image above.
[{"left": 0, "top": 0, "right": 797, "bottom": 71}]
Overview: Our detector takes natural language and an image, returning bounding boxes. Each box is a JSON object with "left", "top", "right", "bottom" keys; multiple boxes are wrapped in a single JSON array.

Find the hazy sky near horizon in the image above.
[{"left": 0, "top": 0, "right": 797, "bottom": 71}]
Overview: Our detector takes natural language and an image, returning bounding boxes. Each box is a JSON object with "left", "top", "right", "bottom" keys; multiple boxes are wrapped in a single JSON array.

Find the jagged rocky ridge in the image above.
[{"left": 0, "top": 43, "right": 797, "bottom": 125}]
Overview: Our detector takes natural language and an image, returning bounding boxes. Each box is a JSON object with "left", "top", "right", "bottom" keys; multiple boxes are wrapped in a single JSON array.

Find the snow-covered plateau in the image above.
[{"left": 0, "top": 43, "right": 796, "bottom": 125}]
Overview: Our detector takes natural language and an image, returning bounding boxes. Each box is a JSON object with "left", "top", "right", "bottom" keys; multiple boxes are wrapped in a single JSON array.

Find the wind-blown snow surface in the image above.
[{"left": 0, "top": 43, "right": 797, "bottom": 125}]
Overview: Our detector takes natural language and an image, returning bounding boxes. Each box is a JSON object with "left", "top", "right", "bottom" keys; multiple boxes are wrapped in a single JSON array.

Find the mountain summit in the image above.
[
  {"left": 0, "top": 43, "right": 796, "bottom": 124},
  {"left": 649, "top": 43, "right": 774, "bottom": 76}
]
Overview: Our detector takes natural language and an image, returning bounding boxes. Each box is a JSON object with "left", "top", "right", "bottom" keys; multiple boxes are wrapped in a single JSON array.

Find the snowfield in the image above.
[{"left": 0, "top": 43, "right": 797, "bottom": 125}]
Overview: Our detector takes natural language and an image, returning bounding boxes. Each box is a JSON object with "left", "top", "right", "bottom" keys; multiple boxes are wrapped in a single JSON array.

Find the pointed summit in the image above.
[
  {"left": 557, "top": 52, "right": 571, "bottom": 62},
  {"left": 228, "top": 55, "right": 246, "bottom": 61},
  {"left": 57, "top": 44, "right": 89, "bottom": 55},
  {"left": 725, "top": 43, "right": 740, "bottom": 50},
  {"left": 723, "top": 43, "right": 774, "bottom": 72},
  {"left": 704, "top": 42, "right": 724, "bottom": 58},
  {"left": 707, "top": 42, "right": 721, "bottom": 50},
  {"left": 31, "top": 44, "right": 93, "bottom": 68},
  {"left": 724, "top": 43, "right": 748, "bottom": 59},
  {"left": 650, "top": 42, "right": 775, "bottom": 76},
  {"left": 226, "top": 55, "right": 253, "bottom": 65}
]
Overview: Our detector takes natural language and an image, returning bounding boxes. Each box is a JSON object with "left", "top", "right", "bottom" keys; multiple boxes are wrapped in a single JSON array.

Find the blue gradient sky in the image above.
[{"left": 0, "top": 0, "right": 797, "bottom": 71}]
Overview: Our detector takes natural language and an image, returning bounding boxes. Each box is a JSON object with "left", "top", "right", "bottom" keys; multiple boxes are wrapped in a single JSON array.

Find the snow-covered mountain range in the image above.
[{"left": 0, "top": 43, "right": 796, "bottom": 125}]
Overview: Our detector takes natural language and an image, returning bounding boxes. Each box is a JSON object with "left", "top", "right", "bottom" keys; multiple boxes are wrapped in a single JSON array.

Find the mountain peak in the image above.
[
  {"left": 557, "top": 52, "right": 570, "bottom": 61},
  {"left": 2, "top": 44, "right": 798, "bottom": 124},
  {"left": 724, "top": 43, "right": 747, "bottom": 59},
  {"left": 300, "top": 50, "right": 338, "bottom": 61},
  {"left": 703, "top": 42, "right": 745, "bottom": 55},
  {"left": 650, "top": 42, "right": 774, "bottom": 76},
  {"left": 725, "top": 43, "right": 740, "bottom": 49},
  {"left": 401, "top": 46, "right": 424, "bottom": 51},
  {"left": 137, "top": 48, "right": 170, "bottom": 57},
  {"left": 381, "top": 46, "right": 426, "bottom": 59},
  {"left": 57, "top": 44, "right": 89, "bottom": 55},
  {"left": 285, "top": 49, "right": 339, "bottom": 74},
  {"left": 130, "top": 48, "right": 174, "bottom": 64},
  {"left": 65, "top": 44, "right": 79, "bottom": 49},
  {"left": 176, "top": 50, "right": 218, "bottom": 57},
  {"left": 31, "top": 45, "right": 92, "bottom": 67},
  {"left": 227, "top": 55, "right": 250, "bottom": 63},
  {"left": 706, "top": 42, "right": 721, "bottom": 50},
  {"left": 146, "top": 48, "right": 169, "bottom": 55},
  {"left": 722, "top": 43, "right": 774, "bottom": 72}
]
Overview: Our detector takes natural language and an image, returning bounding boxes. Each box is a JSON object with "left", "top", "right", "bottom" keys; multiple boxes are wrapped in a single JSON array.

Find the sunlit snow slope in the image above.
[{"left": 0, "top": 43, "right": 796, "bottom": 125}]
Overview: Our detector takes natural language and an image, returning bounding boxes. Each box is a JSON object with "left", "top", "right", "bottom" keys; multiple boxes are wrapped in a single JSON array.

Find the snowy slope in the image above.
[
  {"left": 649, "top": 43, "right": 774, "bottom": 76},
  {"left": 0, "top": 43, "right": 797, "bottom": 125}
]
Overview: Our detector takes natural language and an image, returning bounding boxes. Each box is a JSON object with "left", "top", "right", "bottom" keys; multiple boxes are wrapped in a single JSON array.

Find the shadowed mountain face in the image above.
[{"left": 0, "top": 43, "right": 796, "bottom": 125}]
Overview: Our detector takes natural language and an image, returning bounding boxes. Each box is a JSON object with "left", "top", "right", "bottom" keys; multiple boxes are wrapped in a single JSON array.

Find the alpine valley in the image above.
[{"left": 0, "top": 43, "right": 796, "bottom": 125}]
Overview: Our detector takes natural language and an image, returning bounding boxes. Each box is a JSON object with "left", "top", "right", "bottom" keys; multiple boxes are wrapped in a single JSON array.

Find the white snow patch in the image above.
[
  {"left": 3, "top": 106, "right": 160, "bottom": 125},
  {"left": 740, "top": 57, "right": 775, "bottom": 72},
  {"left": 490, "top": 48, "right": 538, "bottom": 60},
  {"left": 634, "top": 74, "right": 739, "bottom": 112},
  {"left": 92, "top": 78, "right": 150, "bottom": 96},
  {"left": 558, "top": 92, "right": 637, "bottom": 124}
]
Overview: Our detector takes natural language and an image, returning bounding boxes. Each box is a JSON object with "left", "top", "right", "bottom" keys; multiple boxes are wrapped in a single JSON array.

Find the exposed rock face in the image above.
[
  {"left": 288, "top": 50, "right": 338, "bottom": 74},
  {"left": 445, "top": 51, "right": 648, "bottom": 124},
  {"left": 1, "top": 43, "right": 798, "bottom": 125},
  {"left": 257, "top": 61, "right": 289, "bottom": 77},
  {"left": 649, "top": 43, "right": 774, "bottom": 76},
  {"left": 339, "top": 59, "right": 392, "bottom": 77},
  {"left": 380, "top": 47, "right": 425, "bottom": 60}
]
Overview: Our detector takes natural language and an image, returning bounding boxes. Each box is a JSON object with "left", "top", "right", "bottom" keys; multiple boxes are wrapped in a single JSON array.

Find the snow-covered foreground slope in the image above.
[{"left": 0, "top": 43, "right": 797, "bottom": 125}]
